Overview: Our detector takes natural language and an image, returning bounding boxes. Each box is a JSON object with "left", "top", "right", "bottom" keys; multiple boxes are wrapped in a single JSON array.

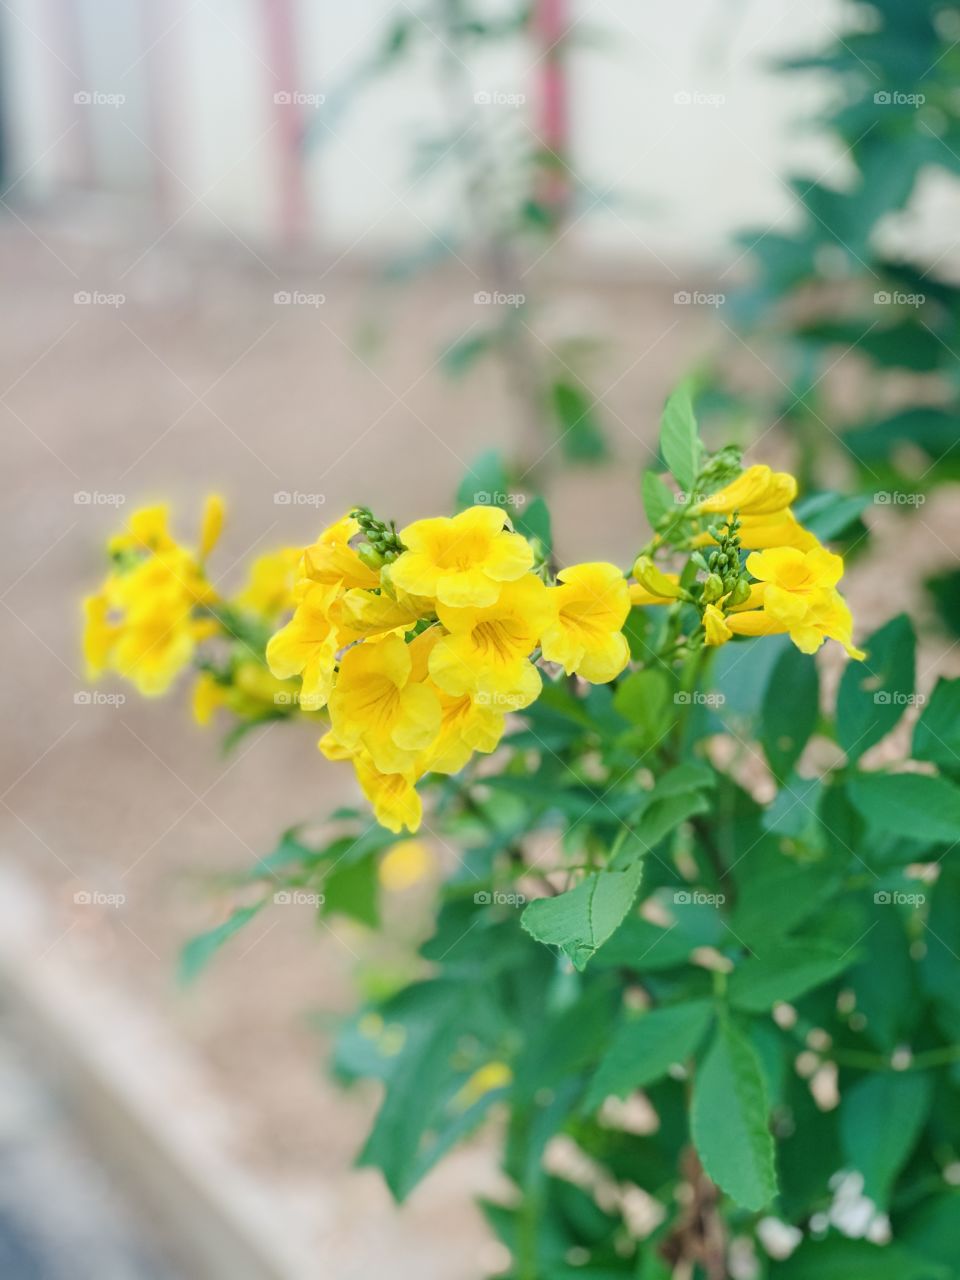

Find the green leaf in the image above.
[
  {"left": 322, "top": 852, "right": 379, "bottom": 927},
  {"left": 836, "top": 614, "right": 915, "bottom": 761},
  {"left": 585, "top": 1000, "right": 714, "bottom": 1110},
  {"left": 455, "top": 450, "right": 509, "bottom": 512},
  {"left": 913, "top": 678, "right": 960, "bottom": 771},
  {"left": 849, "top": 772, "right": 960, "bottom": 843},
  {"left": 521, "top": 860, "right": 645, "bottom": 970},
  {"left": 762, "top": 644, "right": 819, "bottom": 779},
  {"left": 691, "top": 1017, "right": 777, "bottom": 1211},
  {"left": 513, "top": 495, "right": 552, "bottom": 556},
  {"left": 178, "top": 902, "right": 265, "bottom": 985},
  {"left": 549, "top": 380, "right": 607, "bottom": 461},
  {"left": 840, "top": 1071, "right": 932, "bottom": 1208},
  {"left": 728, "top": 941, "right": 851, "bottom": 1012},
  {"left": 641, "top": 470, "right": 675, "bottom": 529},
  {"left": 776, "top": 1235, "right": 948, "bottom": 1280},
  {"left": 659, "top": 382, "right": 701, "bottom": 492}
]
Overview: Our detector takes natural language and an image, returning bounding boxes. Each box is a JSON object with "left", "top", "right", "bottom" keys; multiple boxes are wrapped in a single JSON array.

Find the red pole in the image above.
[
  {"left": 532, "top": 0, "right": 571, "bottom": 221},
  {"left": 261, "top": 0, "right": 309, "bottom": 247}
]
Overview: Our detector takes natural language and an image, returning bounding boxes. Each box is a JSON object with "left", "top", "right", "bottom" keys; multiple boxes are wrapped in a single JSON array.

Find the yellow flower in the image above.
[
  {"left": 702, "top": 603, "right": 733, "bottom": 647},
  {"left": 234, "top": 547, "right": 301, "bottom": 619},
  {"left": 265, "top": 581, "right": 341, "bottom": 709},
  {"left": 428, "top": 574, "right": 549, "bottom": 710},
  {"left": 540, "top": 562, "right": 630, "bottom": 682},
  {"left": 694, "top": 465, "right": 797, "bottom": 517},
  {"left": 391, "top": 506, "right": 534, "bottom": 608},
  {"left": 198, "top": 493, "right": 225, "bottom": 560},
  {"left": 453, "top": 1061, "right": 513, "bottom": 1110},
  {"left": 353, "top": 754, "right": 423, "bottom": 834},
  {"left": 108, "top": 504, "right": 176, "bottom": 558},
  {"left": 746, "top": 546, "right": 843, "bottom": 627},
  {"left": 337, "top": 586, "right": 428, "bottom": 643},
  {"left": 192, "top": 671, "right": 226, "bottom": 725},
  {"left": 378, "top": 840, "right": 434, "bottom": 891},
  {"left": 424, "top": 687, "right": 506, "bottom": 774},
  {"left": 328, "top": 633, "right": 441, "bottom": 775},
  {"left": 109, "top": 596, "right": 198, "bottom": 696},
  {"left": 83, "top": 591, "right": 119, "bottom": 677},
  {"left": 302, "top": 514, "right": 379, "bottom": 591}
]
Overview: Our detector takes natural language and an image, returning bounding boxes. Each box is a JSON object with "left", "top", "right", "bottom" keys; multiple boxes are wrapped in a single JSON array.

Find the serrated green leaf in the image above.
[
  {"left": 659, "top": 382, "right": 701, "bottom": 491},
  {"left": 521, "top": 860, "right": 645, "bottom": 970},
  {"left": 836, "top": 614, "right": 915, "bottom": 761},
  {"left": 691, "top": 1017, "right": 777, "bottom": 1210},
  {"left": 641, "top": 470, "right": 675, "bottom": 529},
  {"left": 585, "top": 1000, "right": 714, "bottom": 1109}
]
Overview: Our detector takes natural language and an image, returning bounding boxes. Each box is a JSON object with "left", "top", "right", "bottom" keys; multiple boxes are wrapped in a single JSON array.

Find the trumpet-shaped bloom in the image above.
[
  {"left": 352, "top": 754, "right": 423, "bottom": 834},
  {"left": 702, "top": 603, "right": 733, "bottom": 647},
  {"left": 302, "top": 515, "right": 380, "bottom": 592},
  {"left": 328, "top": 633, "right": 441, "bottom": 775},
  {"left": 391, "top": 506, "right": 533, "bottom": 608},
  {"left": 265, "top": 581, "right": 342, "bottom": 709},
  {"left": 337, "top": 586, "right": 428, "bottom": 643},
  {"left": 746, "top": 546, "right": 844, "bottom": 626},
  {"left": 695, "top": 465, "right": 797, "bottom": 517},
  {"left": 540, "top": 562, "right": 631, "bottom": 682},
  {"left": 726, "top": 587, "right": 864, "bottom": 658},
  {"left": 234, "top": 547, "right": 301, "bottom": 619},
  {"left": 429, "top": 574, "right": 549, "bottom": 709},
  {"left": 423, "top": 687, "right": 506, "bottom": 775},
  {"left": 629, "top": 557, "right": 684, "bottom": 607}
]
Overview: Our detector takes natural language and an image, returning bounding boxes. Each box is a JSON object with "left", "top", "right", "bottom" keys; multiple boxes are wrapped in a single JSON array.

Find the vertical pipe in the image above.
[
  {"left": 261, "top": 0, "right": 308, "bottom": 248},
  {"left": 532, "top": 0, "right": 571, "bottom": 222}
]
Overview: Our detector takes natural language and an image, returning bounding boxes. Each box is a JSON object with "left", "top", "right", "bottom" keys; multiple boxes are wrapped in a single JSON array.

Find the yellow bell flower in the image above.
[
  {"left": 82, "top": 591, "right": 120, "bottom": 677},
  {"left": 337, "top": 586, "right": 428, "bottom": 643},
  {"left": 726, "top": 588, "right": 863, "bottom": 658},
  {"left": 110, "top": 596, "right": 198, "bottom": 696},
  {"left": 391, "top": 506, "right": 534, "bottom": 608},
  {"left": 108, "top": 504, "right": 176, "bottom": 558},
  {"left": 702, "top": 603, "right": 733, "bottom": 647},
  {"left": 328, "top": 633, "right": 441, "bottom": 775},
  {"left": 378, "top": 840, "right": 434, "bottom": 891},
  {"left": 302, "top": 514, "right": 380, "bottom": 591},
  {"left": 540, "top": 562, "right": 631, "bottom": 683},
  {"left": 693, "top": 509, "right": 817, "bottom": 553},
  {"left": 234, "top": 547, "right": 301, "bottom": 619},
  {"left": 746, "top": 546, "right": 844, "bottom": 626},
  {"left": 694, "top": 465, "right": 797, "bottom": 517},
  {"left": 192, "top": 671, "right": 226, "bottom": 725},
  {"left": 352, "top": 754, "right": 423, "bottom": 834},
  {"left": 428, "top": 574, "right": 549, "bottom": 710},
  {"left": 265, "top": 581, "right": 342, "bottom": 710},
  {"left": 198, "top": 494, "right": 225, "bottom": 561},
  {"left": 423, "top": 687, "right": 506, "bottom": 775}
]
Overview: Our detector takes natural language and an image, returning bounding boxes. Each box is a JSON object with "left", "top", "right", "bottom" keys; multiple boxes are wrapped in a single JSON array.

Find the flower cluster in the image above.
[{"left": 266, "top": 506, "right": 632, "bottom": 832}]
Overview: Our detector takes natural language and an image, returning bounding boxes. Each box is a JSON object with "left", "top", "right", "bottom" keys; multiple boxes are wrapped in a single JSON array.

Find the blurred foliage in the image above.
[{"left": 720, "top": 0, "right": 960, "bottom": 500}]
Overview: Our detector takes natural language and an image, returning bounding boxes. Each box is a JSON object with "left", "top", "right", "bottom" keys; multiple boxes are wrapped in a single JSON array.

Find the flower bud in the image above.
[
  {"left": 633, "top": 556, "right": 683, "bottom": 600},
  {"left": 729, "top": 578, "right": 753, "bottom": 606},
  {"left": 702, "top": 574, "right": 725, "bottom": 603}
]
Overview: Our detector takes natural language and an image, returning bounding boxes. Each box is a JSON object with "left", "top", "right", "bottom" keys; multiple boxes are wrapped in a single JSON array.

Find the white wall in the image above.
[{"left": 1, "top": 0, "right": 849, "bottom": 269}]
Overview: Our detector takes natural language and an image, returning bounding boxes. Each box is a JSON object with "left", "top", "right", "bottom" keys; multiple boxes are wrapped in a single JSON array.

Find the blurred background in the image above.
[{"left": 2, "top": 0, "right": 959, "bottom": 1276}]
